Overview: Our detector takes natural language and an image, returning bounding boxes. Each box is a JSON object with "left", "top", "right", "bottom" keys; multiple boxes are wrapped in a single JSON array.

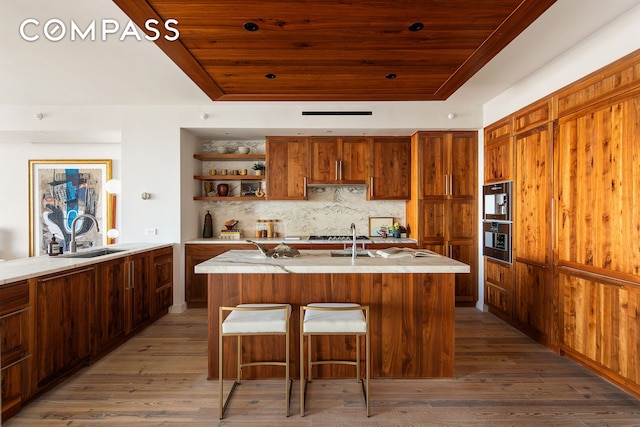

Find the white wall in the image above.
[
  {"left": 0, "top": 140, "right": 120, "bottom": 260},
  {"left": 483, "top": 4, "right": 640, "bottom": 125}
]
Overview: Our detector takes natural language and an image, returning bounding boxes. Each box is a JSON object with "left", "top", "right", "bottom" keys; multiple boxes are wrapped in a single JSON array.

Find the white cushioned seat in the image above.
[
  {"left": 303, "top": 303, "right": 367, "bottom": 333},
  {"left": 222, "top": 303, "right": 289, "bottom": 334}
]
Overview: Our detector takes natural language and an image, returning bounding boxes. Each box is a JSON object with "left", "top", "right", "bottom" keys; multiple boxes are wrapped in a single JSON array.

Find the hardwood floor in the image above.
[{"left": 6, "top": 308, "right": 640, "bottom": 426}]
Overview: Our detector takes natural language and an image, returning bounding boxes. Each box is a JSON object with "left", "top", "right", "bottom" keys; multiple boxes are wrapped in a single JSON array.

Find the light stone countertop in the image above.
[
  {"left": 0, "top": 243, "right": 173, "bottom": 286},
  {"left": 185, "top": 236, "right": 418, "bottom": 245},
  {"left": 194, "top": 249, "right": 470, "bottom": 274}
]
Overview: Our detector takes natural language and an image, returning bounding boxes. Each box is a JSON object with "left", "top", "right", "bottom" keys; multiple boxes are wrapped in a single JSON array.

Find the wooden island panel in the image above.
[{"left": 207, "top": 272, "right": 455, "bottom": 379}]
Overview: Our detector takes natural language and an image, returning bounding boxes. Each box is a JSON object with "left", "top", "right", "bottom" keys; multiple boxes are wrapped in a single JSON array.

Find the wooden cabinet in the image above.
[
  {"left": 94, "top": 258, "right": 127, "bottom": 356},
  {"left": 484, "top": 258, "right": 513, "bottom": 321},
  {"left": 127, "top": 252, "right": 153, "bottom": 333},
  {"left": 512, "top": 122, "right": 554, "bottom": 345},
  {"left": 35, "top": 267, "right": 94, "bottom": 390},
  {"left": 266, "top": 136, "right": 310, "bottom": 200},
  {"left": 559, "top": 268, "right": 640, "bottom": 397},
  {"left": 556, "top": 91, "right": 640, "bottom": 282},
  {"left": 407, "top": 131, "right": 478, "bottom": 305},
  {"left": 193, "top": 153, "right": 266, "bottom": 201},
  {"left": 309, "top": 137, "right": 369, "bottom": 184},
  {"left": 153, "top": 247, "right": 174, "bottom": 318},
  {"left": 185, "top": 244, "right": 255, "bottom": 307},
  {"left": 484, "top": 117, "right": 513, "bottom": 183},
  {"left": 368, "top": 136, "right": 411, "bottom": 200},
  {"left": 1, "top": 280, "right": 31, "bottom": 421}
]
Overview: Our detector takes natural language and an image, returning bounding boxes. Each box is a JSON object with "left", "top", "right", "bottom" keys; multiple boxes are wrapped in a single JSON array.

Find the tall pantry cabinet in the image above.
[
  {"left": 406, "top": 131, "right": 478, "bottom": 305},
  {"left": 483, "top": 50, "right": 640, "bottom": 398}
]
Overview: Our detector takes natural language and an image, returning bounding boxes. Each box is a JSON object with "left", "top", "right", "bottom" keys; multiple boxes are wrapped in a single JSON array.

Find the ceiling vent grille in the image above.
[{"left": 302, "top": 111, "right": 372, "bottom": 116}]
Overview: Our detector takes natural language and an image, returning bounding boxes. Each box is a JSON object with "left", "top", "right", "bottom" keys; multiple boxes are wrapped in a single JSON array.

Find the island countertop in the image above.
[{"left": 194, "top": 249, "right": 470, "bottom": 274}]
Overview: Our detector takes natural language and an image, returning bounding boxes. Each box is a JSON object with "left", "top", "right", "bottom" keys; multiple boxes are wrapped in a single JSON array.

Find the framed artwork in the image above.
[
  {"left": 29, "top": 159, "right": 113, "bottom": 256},
  {"left": 241, "top": 181, "right": 260, "bottom": 196},
  {"left": 369, "top": 216, "right": 393, "bottom": 237}
]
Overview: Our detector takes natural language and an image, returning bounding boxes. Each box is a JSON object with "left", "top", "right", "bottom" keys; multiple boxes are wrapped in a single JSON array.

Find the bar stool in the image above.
[
  {"left": 300, "top": 303, "right": 370, "bottom": 417},
  {"left": 219, "top": 304, "right": 292, "bottom": 419}
]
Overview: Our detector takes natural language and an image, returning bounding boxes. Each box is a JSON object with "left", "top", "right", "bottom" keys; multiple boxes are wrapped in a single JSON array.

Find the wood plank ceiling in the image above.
[{"left": 113, "top": 0, "right": 556, "bottom": 102}]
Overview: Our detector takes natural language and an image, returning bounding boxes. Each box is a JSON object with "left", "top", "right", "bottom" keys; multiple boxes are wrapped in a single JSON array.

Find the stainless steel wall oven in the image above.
[{"left": 482, "top": 181, "right": 512, "bottom": 263}]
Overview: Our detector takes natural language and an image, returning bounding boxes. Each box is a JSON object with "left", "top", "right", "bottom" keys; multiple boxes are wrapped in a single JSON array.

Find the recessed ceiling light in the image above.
[
  {"left": 385, "top": 73, "right": 397, "bottom": 79},
  {"left": 408, "top": 22, "right": 424, "bottom": 32},
  {"left": 265, "top": 73, "right": 277, "bottom": 79},
  {"left": 243, "top": 22, "right": 259, "bottom": 31}
]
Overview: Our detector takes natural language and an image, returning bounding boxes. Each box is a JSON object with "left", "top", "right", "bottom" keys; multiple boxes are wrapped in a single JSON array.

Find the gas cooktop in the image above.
[{"left": 308, "top": 235, "right": 371, "bottom": 241}]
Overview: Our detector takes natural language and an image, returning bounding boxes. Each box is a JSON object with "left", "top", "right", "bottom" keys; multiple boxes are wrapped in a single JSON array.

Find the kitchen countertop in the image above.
[
  {"left": 194, "top": 249, "right": 469, "bottom": 274},
  {"left": 0, "top": 243, "right": 173, "bottom": 286},
  {"left": 186, "top": 236, "right": 418, "bottom": 245}
]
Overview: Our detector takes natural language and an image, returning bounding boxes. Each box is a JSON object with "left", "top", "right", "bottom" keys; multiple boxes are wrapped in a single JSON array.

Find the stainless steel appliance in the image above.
[
  {"left": 482, "top": 181, "right": 512, "bottom": 263},
  {"left": 483, "top": 221, "right": 512, "bottom": 263},
  {"left": 483, "top": 181, "right": 512, "bottom": 221}
]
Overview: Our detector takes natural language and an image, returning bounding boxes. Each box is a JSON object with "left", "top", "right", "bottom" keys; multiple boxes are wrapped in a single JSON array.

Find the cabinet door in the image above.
[
  {"left": 369, "top": 137, "right": 411, "bottom": 200},
  {"left": 266, "top": 136, "right": 309, "bottom": 200},
  {"left": 484, "top": 258, "right": 513, "bottom": 319},
  {"left": 559, "top": 269, "right": 640, "bottom": 386},
  {"left": 340, "top": 137, "right": 369, "bottom": 183},
  {"left": 35, "top": 267, "right": 94, "bottom": 388},
  {"left": 94, "top": 259, "right": 127, "bottom": 354},
  {"left": 484, "top": 137, "right": 512, "bottom": 183},
  {"left": 556, "top": 94, "right": 640, "bottom": 279},
  {"left": 129, "top": 252, "right": 152, "bottom": 332},
  {"left": 309, "top": 137, "right": 338, "bottom": 183},
  {"left": 418, "top": 133, "right": 448, "bottom": 198},
  {"left": 153, "top": 247, "right": 173, "bottom": 318},
  {"left": 514, "top": 261, "right": 552, "bottom": 343},
  {"left": 450, "top": 241, "right": 477, "bottom": 304},
  {"left": 514, "top": 123, "right": 553, "bottom": 265},
  {"left": 450, "top": 132, "right": 477, "bottom": 199}
]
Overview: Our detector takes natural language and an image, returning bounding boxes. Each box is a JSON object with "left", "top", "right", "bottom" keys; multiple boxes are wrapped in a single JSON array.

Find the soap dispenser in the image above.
[{"left": 48, "top": 236, "right": 61, "bottom": 256}]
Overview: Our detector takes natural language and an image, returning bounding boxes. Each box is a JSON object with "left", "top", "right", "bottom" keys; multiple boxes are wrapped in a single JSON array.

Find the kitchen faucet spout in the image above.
[
  {"left": 69, "top": 214, "right": 100, "bottom": 253},
  {"left": 350, "top": 223, "right": 357, "bottom": 260}
]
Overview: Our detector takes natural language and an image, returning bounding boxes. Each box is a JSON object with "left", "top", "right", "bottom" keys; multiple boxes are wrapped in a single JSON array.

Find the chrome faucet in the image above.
[
  {"left": 350, "top": 223, "right": 357, "bottom": 260},
  {"left": 69, "top": 214, "right": 100, "bottom": 253}
]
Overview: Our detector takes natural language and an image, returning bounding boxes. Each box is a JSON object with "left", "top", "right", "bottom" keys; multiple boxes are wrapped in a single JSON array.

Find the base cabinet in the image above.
[
  {"left": 559, "top": 268, "right": 640, "bottom": 396},
  {"left": 153, "top": 247, "right": 174, "bottom": 318},
  {"left": 35, "top": 267, "right": 95, "bottom": 390},
  {"left": 1, "top": 246, "right": 173, "bottom": 422},
  {"left": 1, "top": 280, "right": 31, "bottom": 422}
]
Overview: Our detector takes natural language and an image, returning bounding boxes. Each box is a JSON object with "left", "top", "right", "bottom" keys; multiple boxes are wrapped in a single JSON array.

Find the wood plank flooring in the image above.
[{"left": 6, "top": 308, "right": 640, "bottom": 426}]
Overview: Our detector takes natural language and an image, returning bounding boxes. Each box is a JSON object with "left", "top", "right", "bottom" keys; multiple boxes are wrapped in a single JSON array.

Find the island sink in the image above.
[{"left": 329, "top": 250, "right": 373, "bottom": 257}]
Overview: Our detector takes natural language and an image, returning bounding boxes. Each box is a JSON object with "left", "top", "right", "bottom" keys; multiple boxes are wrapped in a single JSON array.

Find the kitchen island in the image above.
[{"left": 196, "top": 249, "right": 469, "bottom": 379}]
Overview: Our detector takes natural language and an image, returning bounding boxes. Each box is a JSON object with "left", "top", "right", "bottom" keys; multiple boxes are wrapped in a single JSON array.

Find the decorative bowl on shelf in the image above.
[
  {"left": 237, "top": 146, "right": 250, "bottom": 154},
  {"left": 216, "top": 146, "right": 227, "bottom": 154}
]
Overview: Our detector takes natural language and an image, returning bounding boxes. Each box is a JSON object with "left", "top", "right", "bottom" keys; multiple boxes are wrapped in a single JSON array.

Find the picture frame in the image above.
[
  {"left": 29, "top": 159, "right": 113, "bottom": 256},
  {"left": 241, "top": 181, "right": 260, "bottom": 196},
  {"left": 368, "top": 216, "right": 394, "bottom": 237}
]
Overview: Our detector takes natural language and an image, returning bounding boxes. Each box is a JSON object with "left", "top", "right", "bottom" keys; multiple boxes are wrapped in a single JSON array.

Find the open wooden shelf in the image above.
[
  {"left": 193, "top": 196, "right": 265, "bottom": 201},
  {"left": 194, "top": 175, "right": 264, "bottom": 180},
  {"left": 194, "top": 153, "right": 266, "bottom": 161}
]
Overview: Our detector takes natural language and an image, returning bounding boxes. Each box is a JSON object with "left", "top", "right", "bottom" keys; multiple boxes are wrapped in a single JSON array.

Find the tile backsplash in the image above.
[{"left": 197, "top": 140, "right": 406, "bottom": 238}]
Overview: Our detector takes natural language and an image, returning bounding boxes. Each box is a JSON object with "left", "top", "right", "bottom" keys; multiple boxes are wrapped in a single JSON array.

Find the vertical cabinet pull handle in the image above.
[
  {"left": 444, "top": 174, "right": 448, "bottom": 195},
  {"left": 450, "top": 174, "right": 454, "bottom": 196},
  {"left": 338, "top": 160, "right": 343, "bottom": 181},
  {"left": 370, "top": 177, "right": 374, "bottom": 197},
  {"left": 335, "top": 160, "right": 339, "bottom": 181},
  {"left": 303, "top": 176, "right": 307, "bottom": 197}
]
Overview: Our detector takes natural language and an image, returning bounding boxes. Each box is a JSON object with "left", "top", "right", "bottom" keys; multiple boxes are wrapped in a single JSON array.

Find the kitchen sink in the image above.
[
  {"left": 60, "top": 248, "right": 125, "bottom": 258},
  {"left": 330, "top": 250, "right": 373, "bottom": 258}
]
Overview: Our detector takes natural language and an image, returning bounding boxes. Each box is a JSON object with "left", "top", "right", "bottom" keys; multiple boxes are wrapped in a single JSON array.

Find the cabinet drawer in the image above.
[
  {"left": 0, "top": 281, "right": 29, "bottom": 315},
  {"left": 485, "top": 283, "right": 512, "bottom": 318},
  {"left": 1, "top": 310, "right": 30, "bottom": 367},
  {"left": 485, "top": 259, "right": 513, "bottom": 291}
]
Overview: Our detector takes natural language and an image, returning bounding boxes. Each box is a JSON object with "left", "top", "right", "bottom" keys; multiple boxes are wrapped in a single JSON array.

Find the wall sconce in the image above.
[
  {"left": 105, "top": 179, "right": 121, "bottom": 244},
  {"left": 141, "top": 192, "right": 151, "bottom": 200}
]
